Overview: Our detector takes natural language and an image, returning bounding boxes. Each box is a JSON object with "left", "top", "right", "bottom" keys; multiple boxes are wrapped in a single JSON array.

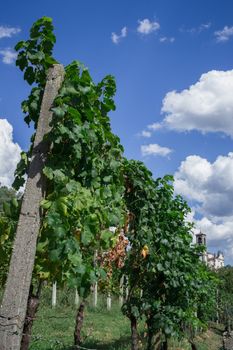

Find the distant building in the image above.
[{"left": 196, "top": 232, "right": 224, "bottom": 269}]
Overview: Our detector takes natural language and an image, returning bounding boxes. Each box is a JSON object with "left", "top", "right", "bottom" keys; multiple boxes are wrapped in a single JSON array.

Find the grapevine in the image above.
[{"left": 0, "top": 17, "right": 218, "bottom": 350}]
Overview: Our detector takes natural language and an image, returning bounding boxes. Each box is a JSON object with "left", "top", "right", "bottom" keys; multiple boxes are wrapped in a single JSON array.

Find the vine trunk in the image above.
[
  {"left": 20, "top": 282, "right": 43, "bottom": 350},
  {"left": 74, "top": 301, "right": 85, "bottom": 345},
  {"left": 130, "top": 315, "right": 139, "bottom": 350}
]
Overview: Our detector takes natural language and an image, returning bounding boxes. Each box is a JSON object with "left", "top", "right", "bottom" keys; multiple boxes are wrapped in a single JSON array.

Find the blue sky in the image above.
[{"left": 1, "top": 0, "right": 233, "bottom": 263}]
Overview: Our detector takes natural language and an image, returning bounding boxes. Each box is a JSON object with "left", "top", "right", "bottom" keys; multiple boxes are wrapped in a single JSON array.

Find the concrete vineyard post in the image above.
[
  {"left": 93, "top": 250, "right": 98, "bottom": 307},
  {"left": 75, "top": 289, "right": 80, "bottom": 307},
  {"left": 52, "top": 282, "right": 57, "bottom": 308},
  {"left": 107, "top": 292, "right": 112, "bottom": 310},
  {"left": 0, "top": 64, "right": 65, "bottom": 350},
  {"left": 119, "top": 275, "right": 124, "bottom": 307}
]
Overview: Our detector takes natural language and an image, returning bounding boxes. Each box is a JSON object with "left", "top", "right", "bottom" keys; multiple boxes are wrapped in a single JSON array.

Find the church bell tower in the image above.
[
  {"left": 196, "top": 231, "right": 207, "bottom": 263},
  {"left": 196, "top": 232, "right": 206, "bottom": 246}
]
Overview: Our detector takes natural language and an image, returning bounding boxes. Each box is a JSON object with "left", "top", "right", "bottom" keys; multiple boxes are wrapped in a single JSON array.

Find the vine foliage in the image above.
[{"left": 13, "top": 17, "right": 126, "bottom": 299}]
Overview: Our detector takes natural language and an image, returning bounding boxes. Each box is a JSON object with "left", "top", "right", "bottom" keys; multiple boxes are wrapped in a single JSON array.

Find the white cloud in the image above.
[
  {"left": 137, "top": 19, "right": 160, "bottom": 35},
  {"left": 140, "top": 130, "right": 152, "bottom": 138},
  {"left": 199, "top": 23, "right": 211, "bottom": 31},
  {"left": 0, "top": 119, "right": 21, "bottom": 187},
  {"left": 174, "top": 157, "right": 210, "bottom": 203},
  {"left": 215, "top": 26, "right": 233, "bottom": 42},
  {"left": 137, "top": 122, "right": 162, "bottom": 139},
  {"left": 174, "top": 153, "right": 233, "bottom": 218},
  {"left": 195, "top": 217, "right": 232, "bottom": 242},
  {"left": 148, "top": 122, "right": 163, "bottom": 131},
  {"left": 0, "top": 48, "right": 17, "bottom": 64},
  {"left": 141, "top": 143, "right": 172, "bottom": 157},
  {"left": 121, "top": 27, "right": 127, "bottom": 37},
  {"left": 161, "top": 69, "right": 233, "bottom": 137},
  {"left": 111, "top": 26, "right": 127, "bottom": 44},
  {"left": 0, "top": 26, "right": 21, "bottom": 39},
  {"left": 174, "top": 152, "right": 233, "bottom": 264},
  {"left": 180, "top": 23, "right": 211, "bottom": 34},
  {"left": 159, "top": 36, "right": 175, "bottom": 43}
]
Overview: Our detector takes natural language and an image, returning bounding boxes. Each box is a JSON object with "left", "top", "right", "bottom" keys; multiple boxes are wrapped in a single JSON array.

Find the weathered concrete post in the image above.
[
  {"left": 119, "top": 275, "right": 124, "bottom": 307},
  {"left": 0, "top": 64, "right": 64, "bottom": 350},
  {"left": 52, "top": 282, "right": 57, "bottom": 308},
  {"left": 93, "top": 282, "right": 98, "bottom": 308},
  {"left": 74, "top": 289, "right": 80, "bottom": 307},
  {"left": 93, "top": 250, "right": 98, "bottom": 307},
  {"left": 107, "top": 292, "right": 112, "bottom": 310}
]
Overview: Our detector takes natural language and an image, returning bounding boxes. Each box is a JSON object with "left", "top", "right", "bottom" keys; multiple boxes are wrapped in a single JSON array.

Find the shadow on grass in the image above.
[
  {"left": 211, "top": 325, "right": 224, "bottom": 337},
  {"left": 34, "top": 334, "right": 138, "bottom": 350},
  {"left": 85, "top": 335, "right": 132, "bottom": 350},
  {"left": 55, "top": 335, "right": 132, "bottom": 350}
]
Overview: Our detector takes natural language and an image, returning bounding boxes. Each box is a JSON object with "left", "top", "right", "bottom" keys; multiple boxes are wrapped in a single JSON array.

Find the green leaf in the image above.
[
  {"left": 53, "top": 169, "right": 67, "bottom": 183},
  {"left": 49, "top": 249, "right": 60, "bottom": 262},
  {"left": 76, "top": 264, "right": 86, "bottom": 275},
  {"left": 164, "top": 326, "right": 172, "bottom": 335},
  {"left": 131, "top": 306, "right": 140, "bottom": 318},
  {"left": 47, "top": 212, "right": 62, "bottom": 227},
  {"left": 66, "top": 180, "right": 80, "bottom": 193},
  {"left": 36, "top": 240, "right": 48, "bottom": 253},
  {"left": 103, "top": 175, "right": 112, "bottom": 183},
  {"left": 100, "top": 230, "right": 113, "bottom": 243},
  {"left": 11, "top": 198, "right": 18, "bottom": 208},
  {"left": 108, "top": 213, "right": 119, "bottom": 226},
  {"left": 68, "top": 107, "right": 81, "bottom": 123},
  {"left": 99, "top": 268, "right": 107, "bottom": 280},
  {"left": 78, "top": 85, "right": 91, "bottom": 94},
  {"left": 24, "top": 66, "right": 35, "bottom": 85},
  {"left": 56, "top": 225, "right": 67, "bottom": 237},
  {"left": 3, "top": 202, "right": 11, "bottom": 216},
  {"left": 44, "top": 55, "right": 57, "bottom": 65},
  {"left": 58, "top": 201, "right": 68, "bottom": 216},
  {"left": 28, "top": 51, "right": 45, "bottom": 62},
  {"left": 73, "top": 144, "right": 82, "bottom": 158},
  {"left": 81, "top": 225, "right": 93, "bottom": 246},
  {"left": 16, "top": 52, "right": 28, "bottom": 71},
  {"left": 51, "top": 106, "right": 66, "bottom": 118},
  {"left": 12, "top": 176, "right": 25, "bottom": 190},
  {"left": 24, "top": 115, "right": 31, "bottom": 125},
  {"left": 157, "top": 263, "right": 164, "bottom": 272},
  {"left": 68, "top": 253, "right": 81, "bottom": 266},
  {"left": 89, "top": 270, "right": 97, "bottom": 284},
  {"left": 40, "top": 199, "right": 52, "bottom": 209},
  {"left": 60, "top": 85, "right": 79, "bottom": 96},
  {"left": 15, "top": 41, "right": 27, "bottom": 51},
  {"left": 43, "top": 166, "right": 53, "bottom": 180}
]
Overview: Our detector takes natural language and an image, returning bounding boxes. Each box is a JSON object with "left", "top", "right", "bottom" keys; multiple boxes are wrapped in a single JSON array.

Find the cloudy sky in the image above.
[{"left": 1, "top": 0, "right": 233, "bottom": 263}]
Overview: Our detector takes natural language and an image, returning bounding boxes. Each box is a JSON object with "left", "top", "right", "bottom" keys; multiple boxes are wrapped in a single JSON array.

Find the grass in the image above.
[
  {"left": 30, "top": 291, "right": 135, "bottom": 350},
  {"left": 192, "top": 323, "right": 224, "bottom": 350},
  {"left": 1, "top": 288, "right": 224, "bottom": 349},
  {"left": 169, "top": 324, "right": 224, "bottom": 350},
  {"left": 30, "top": 305, "right": 134, "bottom": 350}
]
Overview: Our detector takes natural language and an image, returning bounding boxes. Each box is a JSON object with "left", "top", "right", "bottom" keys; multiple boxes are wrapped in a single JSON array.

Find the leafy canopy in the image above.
[{"left": 13, "top": 17, "right": 126, "bottom": 297}]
